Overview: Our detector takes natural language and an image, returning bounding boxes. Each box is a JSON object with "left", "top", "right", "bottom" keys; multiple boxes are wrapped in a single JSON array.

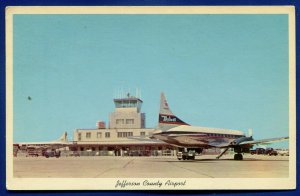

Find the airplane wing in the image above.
[
  {"left": 210, "top": 136, "right": 289, "bottom": 149},
  {"left": 238, "top": 136, "right": 289, "bottom": 146},
  {"left": 127, "top": 136, "right": 166, "bottom": 143},
  {"left": 18, "top": 141, "right": 70, "bottom": 145},
  {"left": 17, "top": 132, "right": 70, "bottom": 146},
  {"left": 168, "top": 133, "right": 207, "bottom": 137}
]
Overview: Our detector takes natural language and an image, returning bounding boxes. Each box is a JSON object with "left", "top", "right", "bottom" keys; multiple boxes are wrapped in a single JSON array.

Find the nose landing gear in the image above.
[{"left": 177, "top": 148, "right": 196, "bottom": 160}]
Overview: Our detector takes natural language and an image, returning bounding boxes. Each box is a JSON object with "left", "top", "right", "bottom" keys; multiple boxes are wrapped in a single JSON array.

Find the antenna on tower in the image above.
[{"left": 135, "top": 88, "right": 138, "bottom": 98}]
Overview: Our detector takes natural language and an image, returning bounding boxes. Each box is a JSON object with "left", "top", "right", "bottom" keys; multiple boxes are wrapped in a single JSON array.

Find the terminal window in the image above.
[
  {"left": 117, "top": 132, "right": 133, "bottom": 138},
  {"left": 140, "top": 132, "right": 145, "bottom": 136},
  {"left": 105, "top": 132, "right": 110, "bottom": 138},
  {"left": 86, "top": 132, "right": 91, "bottom": 139},
  {"left": 78, "top": 133, "right": 81, "bottom": 141},
  {"left": 97, "top": 132, "right": 102, "bottom": 138},
  {"left": 126, "top": 119, "right": 134, "bottom": 124}
]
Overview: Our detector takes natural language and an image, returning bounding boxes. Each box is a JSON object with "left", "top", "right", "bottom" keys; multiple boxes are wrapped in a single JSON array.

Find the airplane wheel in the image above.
[
  {"left": 239, "top": 154, "right": 243, "bottom": 160},
  {"left": 237, "top": 154, "right": 243, "bottom": 160},
  {"left": 234, "top": 154, "right": 243, "bottom": 160}
]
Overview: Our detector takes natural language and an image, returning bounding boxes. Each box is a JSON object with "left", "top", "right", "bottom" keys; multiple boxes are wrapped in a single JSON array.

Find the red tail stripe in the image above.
[{"left": 159, "top": 121, "right": 190, "bottom": 125}]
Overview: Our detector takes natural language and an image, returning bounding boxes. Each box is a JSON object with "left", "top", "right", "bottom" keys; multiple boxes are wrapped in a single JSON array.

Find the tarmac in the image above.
[{"left": 13, "top": 154, "right": 289, "bottom": 178}]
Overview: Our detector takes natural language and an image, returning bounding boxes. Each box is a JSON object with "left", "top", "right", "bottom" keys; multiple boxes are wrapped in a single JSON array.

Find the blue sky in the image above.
[{"left": 13, "top": 14, "right": 289, "bottom": 148}]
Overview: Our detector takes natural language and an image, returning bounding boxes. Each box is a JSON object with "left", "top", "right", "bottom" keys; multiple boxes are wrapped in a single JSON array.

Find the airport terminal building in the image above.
[
  {"left": 15, "top": 94, "right": 220, "bottom": 157},
  {"left": 71, "top": 95, "right": 176, "bottom": 156}
]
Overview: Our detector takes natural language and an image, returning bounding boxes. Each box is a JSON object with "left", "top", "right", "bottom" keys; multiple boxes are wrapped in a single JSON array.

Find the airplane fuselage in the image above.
[{"left": 152, "top": 125, "right": 246, "bottom": 148}]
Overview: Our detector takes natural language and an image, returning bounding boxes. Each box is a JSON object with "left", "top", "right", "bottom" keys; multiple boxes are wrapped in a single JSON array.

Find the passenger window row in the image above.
[{"left": 207, "top": 133, "right": 239, "bottom": 138}]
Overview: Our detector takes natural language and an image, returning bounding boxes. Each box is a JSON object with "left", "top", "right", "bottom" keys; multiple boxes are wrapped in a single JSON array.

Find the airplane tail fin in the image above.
[
  {"left": 55, "top": 132, "right": 68, "bottom": 142},
  {"left": 158, "top": 92, "right": 189, "bottom": 131},
  {"left": 248, "top": 128, "right": 253, "bottom": 138}
]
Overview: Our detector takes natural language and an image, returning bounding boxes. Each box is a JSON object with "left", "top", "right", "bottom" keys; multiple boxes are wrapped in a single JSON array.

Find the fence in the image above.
[{"left": 62, "top": 150, "right": 176, "bottom": 157}]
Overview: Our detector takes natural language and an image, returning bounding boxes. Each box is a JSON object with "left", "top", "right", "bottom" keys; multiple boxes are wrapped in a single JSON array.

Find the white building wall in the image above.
[
  {"left": 73, "top": 128, "right": 155, "bottom": 142},
  {"left": 109, "top": 107, "right": 145, "bottom": 129}
]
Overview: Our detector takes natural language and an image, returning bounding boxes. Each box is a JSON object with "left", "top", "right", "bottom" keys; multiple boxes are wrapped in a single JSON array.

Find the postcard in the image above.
[{"left": 6, "top": 6, "right": 296, "bottom": 190}]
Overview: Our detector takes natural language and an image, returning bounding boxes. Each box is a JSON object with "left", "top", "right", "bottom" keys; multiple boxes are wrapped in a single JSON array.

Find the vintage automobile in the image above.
[
  {"left": 44, "top": 149, "right": 61, "bottom": 158},
  {"left": 265, "top": 148, "right": 278, "bottom": 156},
  {"left": 26, "top": 146, "right": 46, "bottom": 157},
  {"left": 250, "top": 148, "right": 266, "bottom": 155}
]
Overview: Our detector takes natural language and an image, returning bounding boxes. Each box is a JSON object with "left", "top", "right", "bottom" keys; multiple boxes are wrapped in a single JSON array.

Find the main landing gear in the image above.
[
  {"left": 216, "top": 148, "right": 243, "bottom": 160},
  {"left": 233, "top": 146, "right": 244, "bottom": 160},
  {"left": 234, "top": 153, "right": 243, "bottom": 160}
]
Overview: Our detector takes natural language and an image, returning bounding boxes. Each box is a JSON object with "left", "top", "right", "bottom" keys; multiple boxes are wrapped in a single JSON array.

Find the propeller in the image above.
[{"left": 230, "top": 129, "right": 254, "bottom": 145}]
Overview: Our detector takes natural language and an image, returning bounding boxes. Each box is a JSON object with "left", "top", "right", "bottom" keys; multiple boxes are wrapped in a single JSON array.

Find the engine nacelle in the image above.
[
  {"left": 231, "top": 136, "right": 253, "bottom": 145},
  {"left": 234, "top": 146, "right": 250, "bottom": 153}
]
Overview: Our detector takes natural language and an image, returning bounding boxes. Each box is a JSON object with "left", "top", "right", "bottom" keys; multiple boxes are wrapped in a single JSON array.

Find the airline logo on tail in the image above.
[
  {"left": 161, "top": 115, "right": 176, "bottom": 122},
  {"left": 159, "top": 92, "right": 189, "bottom": 126},
  {"left": 159, "top": 114, "right": 189, "bottom": 125}
]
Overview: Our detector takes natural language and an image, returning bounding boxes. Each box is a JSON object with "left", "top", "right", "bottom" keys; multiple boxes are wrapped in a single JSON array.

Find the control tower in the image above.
[{"left": 109, "top": 93, "right": 145, "bottom": 129}]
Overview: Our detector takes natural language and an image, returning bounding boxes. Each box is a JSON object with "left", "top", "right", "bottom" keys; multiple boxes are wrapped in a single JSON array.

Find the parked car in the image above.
[
  {"left": 250, "top": 148, "right": 265, "bottom": 155},
  {"left": 44, "top": 149, "right": 61, "bottom": 158},
  {"left": 269, "top": 151, "right": 278, "bottom": 156},
  {"left": 26, "top": 146, "right": 45, "bottom": 157},
  {"left": 265, "top": 148, "right": 278, "bottom": 156}
]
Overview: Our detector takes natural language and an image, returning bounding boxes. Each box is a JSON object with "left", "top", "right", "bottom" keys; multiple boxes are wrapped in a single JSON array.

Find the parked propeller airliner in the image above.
[
  {"left": 146, "top": 92, "right": 288, "bottom": 160},
  {"left": 16, "top": 132, "right": 70, "bottom": 149}
]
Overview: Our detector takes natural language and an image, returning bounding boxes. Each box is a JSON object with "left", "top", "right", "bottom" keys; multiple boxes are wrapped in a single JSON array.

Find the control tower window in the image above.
[
  {"left": 113, "top": 97, "right": 143, "bottom": 112},
  {"left": 116, "top": 119, "right": 124, "bottom": 124},
  {"left": 126, "top": 119, "right": 134, "bottom": 124}
]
